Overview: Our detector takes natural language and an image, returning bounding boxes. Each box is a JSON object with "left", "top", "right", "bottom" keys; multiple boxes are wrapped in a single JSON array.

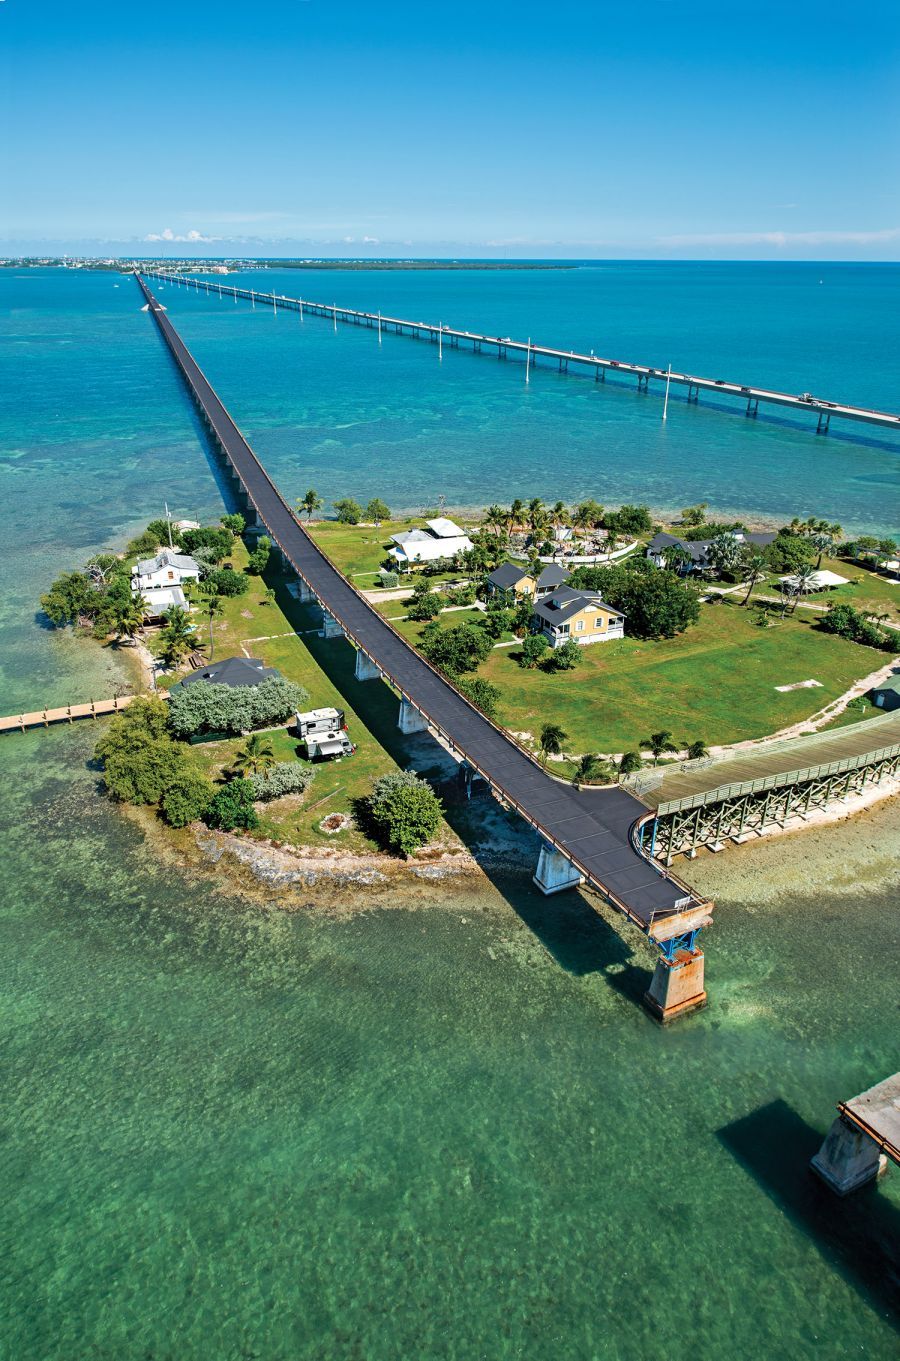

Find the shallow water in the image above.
[{"left": 2, "top": 265, "right": 899, "bottom": 1358}]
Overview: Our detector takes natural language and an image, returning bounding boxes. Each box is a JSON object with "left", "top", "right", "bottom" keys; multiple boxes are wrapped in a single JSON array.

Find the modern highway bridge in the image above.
[
  {"left": 142, "top": 269, "right": 900, "bottom": 436},
  {"left": 135, "top": 271, "right": 712, "bottom": 1023}
]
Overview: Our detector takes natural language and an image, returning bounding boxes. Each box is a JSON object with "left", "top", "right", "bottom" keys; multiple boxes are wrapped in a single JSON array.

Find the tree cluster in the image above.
[
  {"left": 167, "top": 676, "right": 310, "bottom": 738},
  {"left": 364, "top": 770, "right": 443, "bottom": 856},
  {"left": 569, "top": 561, "right": 700, "bottom": 639},
  {"left": 95, "top": 697, "right": 215, "bottom": 826},
  {"left": 818, "top": 603, "right": 896, "bottom": 652}
]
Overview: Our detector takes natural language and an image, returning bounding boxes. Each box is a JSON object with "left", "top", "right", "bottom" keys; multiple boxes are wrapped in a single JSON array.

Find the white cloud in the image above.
[
  {"left": 143, "top": 227, "right": 219, "bottom": 243},
  {"left": 362, "top": 235, "right": 380, "bottom": 244},
  {"left": 658, "top": 227, "right": 900, "bottom": 248}
]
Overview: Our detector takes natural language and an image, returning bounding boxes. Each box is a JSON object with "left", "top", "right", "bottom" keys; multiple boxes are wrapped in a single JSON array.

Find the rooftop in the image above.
[
  {"left": 533, "top": 586, "right": 625, "bottom": 627},
  {"left": 174, "top": 656, "right": 281, "bottom": 690}
]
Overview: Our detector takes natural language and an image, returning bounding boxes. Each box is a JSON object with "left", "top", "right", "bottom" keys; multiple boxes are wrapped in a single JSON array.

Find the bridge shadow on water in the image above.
[
  {"left": 271, "top": 575, "right": 649, "bottom": 1000},
  {"left": 718, "top": 1099, "right": 900, "bottom": 1328}
]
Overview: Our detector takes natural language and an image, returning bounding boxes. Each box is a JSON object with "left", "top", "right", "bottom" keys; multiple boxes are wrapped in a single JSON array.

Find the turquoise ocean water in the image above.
[{"left": 1, "top": 265, "right": 898, "bottom": 1357}]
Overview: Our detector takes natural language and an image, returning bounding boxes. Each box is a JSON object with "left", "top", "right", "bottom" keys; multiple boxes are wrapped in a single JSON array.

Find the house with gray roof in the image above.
[
  {"left": 532, "top": 587, "right": 625, "bottom": 648},
  {"left": 132, "top": 548, "right": 202, "bottom": 593},
  {"left": 646, "top": 530, "right": 776, "bottom": 573},
  {"left": 173, "top": 656, "right": 281, "bottom": 691}
]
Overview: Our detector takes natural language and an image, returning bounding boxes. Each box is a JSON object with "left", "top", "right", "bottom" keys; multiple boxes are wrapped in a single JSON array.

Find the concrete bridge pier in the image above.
[
  {"left": 354, "top": 650, "right": 381, "bottom": 681},
  {"left": 643, "top": 931, "right": 707, "bottom": 1024},
  {"left": 321, "top": 610, "right": 344, "bottom": 639},
  {"left": 397, "top": 699, "right": 429, "bottom": 734},
  {"left": 294, "top": 578, "right": 317, "bottom": 605},
  {"left": 533, "top": 842, "right": 584, "bottom": 895},
  {"left": 811, "top": 1118, "right": 887, "bottom": 1195}
]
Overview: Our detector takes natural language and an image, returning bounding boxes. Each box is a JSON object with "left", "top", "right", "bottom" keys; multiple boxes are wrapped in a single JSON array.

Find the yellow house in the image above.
[
  {"left": 533, "top": 587, "right": 625, "bottom": 648},
  {"left": 486, "top": 562, "right": 570, "bottom": 600}
]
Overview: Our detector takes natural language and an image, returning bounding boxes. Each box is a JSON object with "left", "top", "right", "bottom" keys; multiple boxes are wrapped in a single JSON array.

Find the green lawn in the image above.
[
  {"left": 153, "top": 538, "right": 457, "bottom": 854},
  {"left": 479, "top": 599, "right": 890, "bottom": 753},
  {"left": 751, "top": 555, "right": 900, "bottom": 622},
  {"left": 307, "top": 518, "right": 479, "bottom": 584}
]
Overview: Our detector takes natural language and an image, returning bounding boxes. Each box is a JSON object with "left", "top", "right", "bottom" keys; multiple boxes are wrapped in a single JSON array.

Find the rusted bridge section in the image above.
[
  {"left": 135, "top": 270, "right": 711, "bottom": 1022},
  {"left": 142, "top": 269, "right": 900, "bottom": 436}
]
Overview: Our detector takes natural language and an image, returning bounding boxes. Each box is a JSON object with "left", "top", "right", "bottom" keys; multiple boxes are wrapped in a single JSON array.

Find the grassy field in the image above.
[
  {"left": 478, "top": 599, "right": 890, "bottom": 754},
  {"left": 306, "top": 518, "right": 478, "bottom": 585},
  {"left": 151, "top": 538, "right": 457, "bottom": 854},
  {"left": 751, "top": 555, "right": 900, "bottom": 622}
]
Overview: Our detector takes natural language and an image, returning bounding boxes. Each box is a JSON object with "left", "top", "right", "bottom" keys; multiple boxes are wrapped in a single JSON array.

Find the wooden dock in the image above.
[{"left": 0, "top": 693, "right": 143, "bottom": 734}]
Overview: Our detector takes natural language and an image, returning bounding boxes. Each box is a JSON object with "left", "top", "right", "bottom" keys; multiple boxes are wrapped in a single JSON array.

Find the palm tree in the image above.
[
  {"left": 550, "top": 500, "right": 569, "bottom": 529},
  {"left": 573, "top": 753, "right": 613, "bottom": 788},
  {"left": 482, "top": 504, "right": 507, "bottom": 537},
  {"left": 160, "top": 605, "right": 194, "bottom": 668},
  {"left": 232, "top": 733, "right": 276, "bottom": 779},
  {"left": 296, "top": 489, "right": 323, "bottom": 522},
  {"left": 263, "top": 586, "right": 276, "bottom": 606},
  {"left": 740, "top": 552, "right": 767, "bottom": 605},
  {"left": 685, "top": 739, "right": 708, "bottom": 760},
  {"left": 646, "top": 730, "right": 677, "bottom": 765},
  {"left": 790, "top": 564, "right": 819, "bottom": 613},
  {"left": 810, "top": 531, "right": 833, "bottom": 569},
  {"left": 204, "top": 594, "right": 225, "bottom": 659},
  {"left": 618, "top": 751, "right": 643, "bottom": 775},
  {"left": 527, "top": 497, "right": 546, "bottom": 532},
  {"left": 113, "top": 596, "right": 146, "bottom": 645},
  {"left": 538, "top": 722, "right": 567, "bottom": 766},
  {"left": 507, "top": 499, "right": 526, "bottom": 534}
]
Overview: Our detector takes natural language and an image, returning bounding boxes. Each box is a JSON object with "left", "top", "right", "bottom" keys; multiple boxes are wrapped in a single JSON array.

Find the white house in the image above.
[
  {"left": 139, "top": 584, "right": 188, "bottom": 620},
  {"left": 389, "top": 517, "right": 473, "bottom": 569},
  {"left": 132, "top": 548, "right": 201, "bottom": 594}
]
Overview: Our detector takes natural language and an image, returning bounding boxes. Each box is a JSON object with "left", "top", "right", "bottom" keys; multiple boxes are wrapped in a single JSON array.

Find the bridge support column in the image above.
[
  {"left": 533, "top": 843, "right": 583, "bottom": 896},
  {"left": 294, "top": 579, "right": 316, "bottom": 604},
  {"left": 321, "top": 611, "right": 344, "bottom": 639},
  {"left": 354, "top": 650, "right": 381, "bottom": 681},
  {"left": 811, "top": 1118, "right": 887, "bottom": 1195},
  {"left": 398, "top": 699, "right": 429, "bottom": 734},
  {"left": 644, "top": 934, "right": 707, "bottom": 1023}
]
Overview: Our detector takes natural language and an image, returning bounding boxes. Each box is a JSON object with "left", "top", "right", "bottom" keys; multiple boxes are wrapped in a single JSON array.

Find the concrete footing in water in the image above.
[
  {"left": 644, "top": 949, "right": 707, "bottom": 1024},
  {"left": 397, "top": 699, "right": 429, "bottom": 734},
  {"left": 355, "top": 650, "right": 382, "bottom": 682},
  {"left": 532, "top": 844, "right": 584, "bottom": 896},
  {"left": 811, "top": 1119, "right": 889, "bottom": 1195}
]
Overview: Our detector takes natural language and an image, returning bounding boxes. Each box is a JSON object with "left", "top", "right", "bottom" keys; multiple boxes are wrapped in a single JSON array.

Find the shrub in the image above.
[
  {"left": 101, "top": 740, "right": 186, "bottom": 805},
  {"left": 248, "top": 761, "right": 315, "bottom": 801},
  {"left": 366, "top": 771, "right": 442, "bottom": 856},
  {"left": 819, "top": 603, "right": 894, "bottom": 650},
  {"left": 204, "top": 567, "right": 249, "bottom": 597},
  {"left": 40, "top": 571, "right": 95, "bottom": 626},
  {"left": 520, "top": 634, "right": 549, "bottom": 668},
  {"left": 221, "top": 513, "right": 246, "bottom": 536},
  {"left": 168, "top": 676, "right": 310, "bottom": 738},
  {"left": 204, "top": 779, "right": 259, "bottom": 831},
  {"left": 248, "top": 536, "right": 271, "bottom": 575},
  {"left": 456, "top": 676, "right": 501, "bottom": 718},
  {"left": 180, "top": 527, "right": 233, "bottom": 561},
  {"left": 543, "top": 638, "right": 582, "bottom": 671},
  {"left": 407, "top": 592, "right": 443, "bottom": 621},
  {"left": 420, "top": 622, "right": 493, "bottom": 676},
  {"left": 619, "top": 752, "right": 643, "bottom": 774},
  {"left": 480, "top": 607, "right": 514, "bottom": 639},
  {"left": 334, "top": 498, "right": 363, "bottom": 525},
  {"left": 366, "top": 498, "right": 391, "bottom": 524},
  {"left": 378, "top": 570, "right": 400, "bottom": 589},
  {"left": 161, "top": 769, "right": 215, "bottom": 826}
]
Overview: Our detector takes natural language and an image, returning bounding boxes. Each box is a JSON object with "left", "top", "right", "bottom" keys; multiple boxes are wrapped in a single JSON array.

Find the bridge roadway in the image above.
[
  {"left": 143, "top": 269, "right": 900, "bottom": 435},
  {"left": 135, "top": 272, "right": 708, "bottom": 946}
]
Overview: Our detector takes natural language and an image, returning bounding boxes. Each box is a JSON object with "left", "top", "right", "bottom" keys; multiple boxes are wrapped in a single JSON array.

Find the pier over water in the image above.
[{"left": 143, "top": 269, "right": 900, "bottom": 437}]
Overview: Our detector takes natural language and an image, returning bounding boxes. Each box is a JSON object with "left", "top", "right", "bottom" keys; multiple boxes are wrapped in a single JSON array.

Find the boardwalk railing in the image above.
[{"left": 0, "top": 693, "right": 142, "bottom": 734}]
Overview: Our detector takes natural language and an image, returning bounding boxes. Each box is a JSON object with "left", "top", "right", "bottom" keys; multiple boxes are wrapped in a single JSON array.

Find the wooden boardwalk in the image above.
[{"left": 0, "top": 693, "right": 143, "bottom": 734}]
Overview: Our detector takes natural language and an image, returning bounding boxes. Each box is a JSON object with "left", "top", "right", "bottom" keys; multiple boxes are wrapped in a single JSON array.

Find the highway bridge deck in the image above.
[
  {"left": 144, "top": 270, "right": 900, "bottom": 435},
  {"left": 135, "top": 273, "right": 707, "bottom": 941}
]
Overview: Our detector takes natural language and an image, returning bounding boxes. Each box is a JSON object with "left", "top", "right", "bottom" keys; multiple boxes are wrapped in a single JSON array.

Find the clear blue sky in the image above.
[{"left": 3, "top": 0, "right": 898, "bottom": 259}]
